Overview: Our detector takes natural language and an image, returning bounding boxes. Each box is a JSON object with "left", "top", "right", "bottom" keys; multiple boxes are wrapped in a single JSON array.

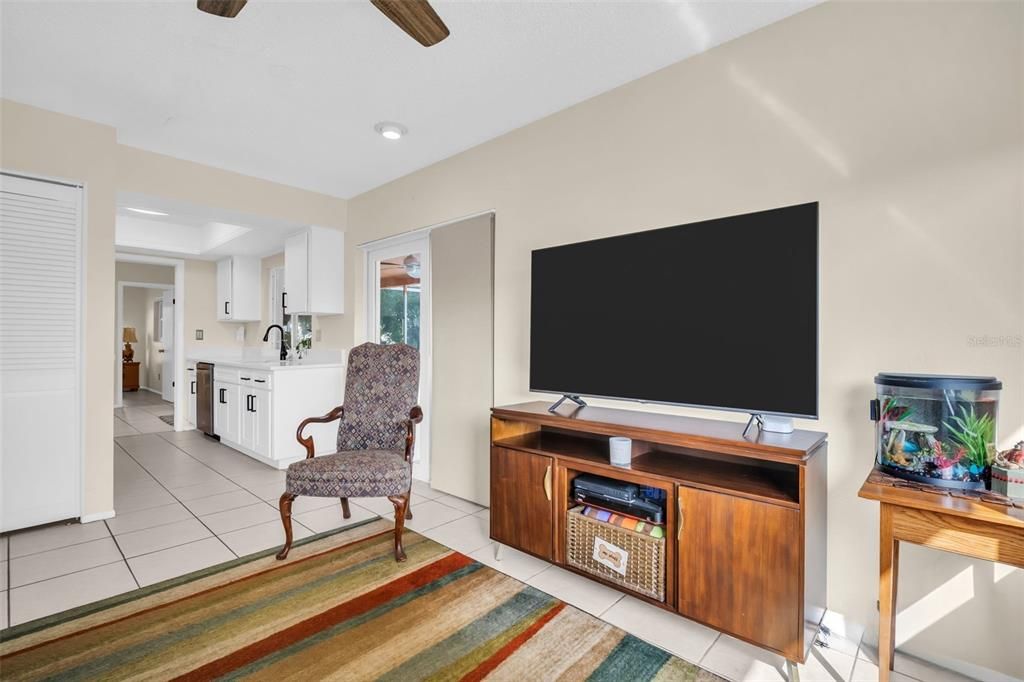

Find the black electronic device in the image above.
[{"left": 573, "top": 474, "right": 638, "bottom": 503}]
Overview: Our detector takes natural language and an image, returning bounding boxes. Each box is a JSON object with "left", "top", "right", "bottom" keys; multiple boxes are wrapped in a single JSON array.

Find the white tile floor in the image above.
[{"left": 0, "top": 417, "right": 978, "bottom": 682}]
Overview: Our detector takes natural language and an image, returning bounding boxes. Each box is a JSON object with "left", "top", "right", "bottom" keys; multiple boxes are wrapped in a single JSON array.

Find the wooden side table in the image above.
[
  {"left": 123, "top": 361, "right": 140, "bottom": 392},
  {"left": 859, "top": 468, "right": 1024, "bottom": 681}
]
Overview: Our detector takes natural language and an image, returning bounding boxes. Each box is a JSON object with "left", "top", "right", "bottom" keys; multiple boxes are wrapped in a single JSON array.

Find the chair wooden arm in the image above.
[
  {"left": 296, "top": 406, "right": 344, "bottom": 459},
  {"left": 404, "top": 405, "right": 423, "bottom": 462}
]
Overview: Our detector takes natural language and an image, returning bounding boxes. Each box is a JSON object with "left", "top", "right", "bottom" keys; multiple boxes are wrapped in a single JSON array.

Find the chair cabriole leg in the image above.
[
  {"left": 340, "top": 497, "right": 351, "bottom": 519},
  {"left": 388, "top": 492, "right": 410, "bottom": 562},
  {"left": 276, "top": 492, "right": 297, "bottom": 560}
]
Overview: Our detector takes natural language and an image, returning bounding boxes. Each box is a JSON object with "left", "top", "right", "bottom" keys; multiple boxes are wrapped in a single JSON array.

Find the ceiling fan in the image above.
[{"left": 196, "top": 0, "right": 449, "bottom": 47}]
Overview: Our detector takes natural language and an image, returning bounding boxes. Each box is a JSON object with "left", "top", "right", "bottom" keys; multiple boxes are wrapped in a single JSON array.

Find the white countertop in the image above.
[
  {"left": 197, "top": 359, "right": 344, "bottom": 371},
  {"left": 187, "top": 348, "right": 346, "bottom": 372}
]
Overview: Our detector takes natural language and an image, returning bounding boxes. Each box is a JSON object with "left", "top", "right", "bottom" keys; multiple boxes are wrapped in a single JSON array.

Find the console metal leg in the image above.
[
  {"left": 494, "top": 543, "right": 504, "bottom": 561},
  {"left": 547, "top": 394, "right": 587, "bottom": 413},
  {"left": 786, "top": 660, "right": 800, "bottom": 682}
]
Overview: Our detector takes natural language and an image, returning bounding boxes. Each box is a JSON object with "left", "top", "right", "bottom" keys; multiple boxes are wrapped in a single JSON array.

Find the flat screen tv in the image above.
[{"left": 530, "top": 202, "right": 818, "bottom": 419}]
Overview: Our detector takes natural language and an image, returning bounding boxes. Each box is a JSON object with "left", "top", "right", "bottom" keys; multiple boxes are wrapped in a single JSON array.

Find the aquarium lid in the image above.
[{"left": 874, "top": 373, "right": 1002, "bottom": 391}]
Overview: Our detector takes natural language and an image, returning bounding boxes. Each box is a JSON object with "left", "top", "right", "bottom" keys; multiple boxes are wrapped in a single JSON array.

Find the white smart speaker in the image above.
[{"left": 609, "top": 437, "right": 632, "bottom": 467}]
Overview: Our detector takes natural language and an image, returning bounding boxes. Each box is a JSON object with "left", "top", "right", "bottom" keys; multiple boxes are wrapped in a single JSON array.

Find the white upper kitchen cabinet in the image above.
[
  {"left": 285, "top": 226, "right": 344, "bottom": 315},
  {"left": 216, "top": 256, "right": 260, "bottom": 321}
]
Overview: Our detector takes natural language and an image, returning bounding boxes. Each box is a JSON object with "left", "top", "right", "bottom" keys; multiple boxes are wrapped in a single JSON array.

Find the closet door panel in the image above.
[{"left": 0, "top": 173, "right": 83, "bottom": 532}]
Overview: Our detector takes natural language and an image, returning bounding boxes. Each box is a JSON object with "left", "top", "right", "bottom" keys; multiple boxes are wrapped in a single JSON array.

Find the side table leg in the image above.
[
  {"left": 785, "top": 659, "right": 800, "bottom": 682},
  {"left": 878, "top": 503, "right": 899, "bottom": 681}
]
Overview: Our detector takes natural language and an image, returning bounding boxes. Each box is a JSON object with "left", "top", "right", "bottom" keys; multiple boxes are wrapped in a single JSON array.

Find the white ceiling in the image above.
[
  {"left": 115, "top": 191, "right": 303, "bottom": 260},
  {"left": 2, "top": 0, "right": 819, "bottom": 199}
]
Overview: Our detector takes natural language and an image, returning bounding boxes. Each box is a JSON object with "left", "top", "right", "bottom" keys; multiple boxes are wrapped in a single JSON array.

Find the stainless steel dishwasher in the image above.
[{"left": 195, "top": 362, "right": 216, "bottom": 437}]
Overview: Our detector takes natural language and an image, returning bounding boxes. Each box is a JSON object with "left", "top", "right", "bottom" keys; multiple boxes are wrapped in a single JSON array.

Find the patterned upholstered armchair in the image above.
[{"left": 276, "top": 343, "right": 422, "bottom": 562}]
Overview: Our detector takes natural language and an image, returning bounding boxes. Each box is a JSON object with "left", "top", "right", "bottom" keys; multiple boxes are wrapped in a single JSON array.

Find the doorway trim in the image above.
[{"left": 114, "top": 254, "right": 186, "bottom": 431}]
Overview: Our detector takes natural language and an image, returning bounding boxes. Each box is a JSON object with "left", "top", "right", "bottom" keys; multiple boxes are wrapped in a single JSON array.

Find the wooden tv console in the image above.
[{"left": 490, "top": 401, "right": 827, "bottom": 669}]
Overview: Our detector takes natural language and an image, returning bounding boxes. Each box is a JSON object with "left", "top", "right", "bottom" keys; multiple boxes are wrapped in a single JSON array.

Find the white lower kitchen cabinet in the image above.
[
  {"left": 201, "top": 360, "right": 344, "bottom": 469},
  {"left": 214, "top": 380, "right": 241, "bottom": 444},
  {"left": 241, "top": 386, "right": 271, "bottom": 458}
]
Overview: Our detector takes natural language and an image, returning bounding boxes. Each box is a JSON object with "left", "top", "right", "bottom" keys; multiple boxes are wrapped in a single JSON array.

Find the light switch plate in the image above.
[{"left": 195, "top": 329, "right": 204, "bottom": 340}]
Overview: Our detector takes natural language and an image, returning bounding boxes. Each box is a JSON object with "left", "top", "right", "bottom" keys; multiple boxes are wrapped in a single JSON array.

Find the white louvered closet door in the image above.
[{"left": 0, "top": 172, "right": 83, "bottom": 532}]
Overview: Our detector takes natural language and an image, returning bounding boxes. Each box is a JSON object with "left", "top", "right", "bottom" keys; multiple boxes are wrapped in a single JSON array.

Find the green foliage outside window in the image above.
[{"left": 380, "top": 288, "right": 420, "bottom": 348}]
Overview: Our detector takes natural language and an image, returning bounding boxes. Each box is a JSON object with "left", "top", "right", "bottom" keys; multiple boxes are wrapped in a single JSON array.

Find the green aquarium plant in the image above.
[{"left": 943, "top": 406, "right": 996, "bottom": 470}]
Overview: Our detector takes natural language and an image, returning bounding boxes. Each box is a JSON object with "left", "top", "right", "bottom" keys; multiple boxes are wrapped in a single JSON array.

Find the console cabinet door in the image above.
[
  {"left": 677, "top": 485, "right": 801, "bottom": 659},
  {"left": 490, "top": 447, "right": 555, "bottom": 561}
]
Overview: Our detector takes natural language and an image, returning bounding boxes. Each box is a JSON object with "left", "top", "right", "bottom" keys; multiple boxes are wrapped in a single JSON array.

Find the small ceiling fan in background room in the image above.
[{"left": 196, "top": 0, "right": 450, "bottom": 47}]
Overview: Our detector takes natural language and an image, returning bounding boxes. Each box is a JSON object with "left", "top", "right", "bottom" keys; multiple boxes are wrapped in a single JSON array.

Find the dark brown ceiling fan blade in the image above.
[
  {"left": 197, "top": 0, "right": 248, "bottom": 18},
  {"left": 371, "top": 0, "right": 450, "bottom": 47}
]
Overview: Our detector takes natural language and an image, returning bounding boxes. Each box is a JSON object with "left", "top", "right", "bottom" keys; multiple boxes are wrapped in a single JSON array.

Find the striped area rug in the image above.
[{"left": 0, "top": 518, "right": 722, "bottom": 681}]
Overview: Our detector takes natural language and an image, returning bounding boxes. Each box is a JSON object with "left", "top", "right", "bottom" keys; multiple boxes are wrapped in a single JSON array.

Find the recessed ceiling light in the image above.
[
  {"left": 125, "top": 207, "right": 169, "bottom": 216},
  {"left": 374, "top": 121, "right": 408, "bottom": 140}
]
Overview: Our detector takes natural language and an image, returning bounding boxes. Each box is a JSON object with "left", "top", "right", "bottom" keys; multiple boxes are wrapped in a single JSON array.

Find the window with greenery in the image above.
[
  {"left": 380, "top": 286, "right": 420, "bottom": 348},
  {"left": 269, "top": 267, "right": 313, "bottom": 354},
  {"left": 283, "top": 313, "right": 313, "bottom": 352}
]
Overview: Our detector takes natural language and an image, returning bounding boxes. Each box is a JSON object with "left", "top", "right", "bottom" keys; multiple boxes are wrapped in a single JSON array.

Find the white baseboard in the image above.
[
  {"left": 141, "top": 386, "right": 162, "bottom": 395},
  {"left": 80, "top": 510, "right": 115, "bottom": 523}
]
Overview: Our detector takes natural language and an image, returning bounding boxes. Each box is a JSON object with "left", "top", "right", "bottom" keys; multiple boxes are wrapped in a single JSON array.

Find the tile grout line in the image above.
[
  {"left": 5, "top": 532, "right": 113, "bottom": 560},
  {"left": 104, "top": 519, "right": 139, "bottom": 589},
  {"left": 115, "top": 440, "right": 240, "bottom": 560},
  {"left": 697, "top": 633, "right": 721, "bottom": 666},
  {"left": 10, "top": 557, "right": 128, "bottom": 591}
]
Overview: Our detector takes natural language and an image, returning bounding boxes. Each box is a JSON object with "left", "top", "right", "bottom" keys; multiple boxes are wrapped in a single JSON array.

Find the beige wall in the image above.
[
  {"left": 429, "top": 214, "right": 494, "bottom": 502},
  {"left": 121, "top": 286, "right": 148, "bottom": 386},
  {"left": 1, "top": 101, "right": 117, "bottom": 519},
  {"left": 346, "top": 1, "right": 1023, "bottom": 675},
  {"left": 115, "top": 262, "right": 173, "bottom": 285}
]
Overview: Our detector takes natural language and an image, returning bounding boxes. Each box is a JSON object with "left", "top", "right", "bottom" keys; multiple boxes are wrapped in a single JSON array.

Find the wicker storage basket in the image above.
[{"left": 565, "top": 506, "right": 666, "bottom": 602}]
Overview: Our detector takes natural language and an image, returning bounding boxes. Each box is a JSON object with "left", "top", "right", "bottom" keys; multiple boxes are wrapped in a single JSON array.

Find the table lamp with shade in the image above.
[{"left": 122, "top": 327, "right": 138, "bottom": 362}]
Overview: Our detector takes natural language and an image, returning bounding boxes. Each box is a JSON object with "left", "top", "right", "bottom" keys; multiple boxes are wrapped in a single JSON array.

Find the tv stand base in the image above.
[
  {"left": 744, "top": 413, "right": 796, "bottom": 436},
  {"left": 547, "top": 394, "right": 587, "bottom": 413}
]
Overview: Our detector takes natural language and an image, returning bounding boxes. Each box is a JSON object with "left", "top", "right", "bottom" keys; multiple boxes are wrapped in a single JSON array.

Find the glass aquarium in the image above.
[{"left": 873, "top": 374, "right": 1001, "bottom": 490}]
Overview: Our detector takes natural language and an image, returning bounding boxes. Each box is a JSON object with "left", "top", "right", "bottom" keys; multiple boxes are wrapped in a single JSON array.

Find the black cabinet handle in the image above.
[
  {"left": 282, "top": 291, "right": 287, "bottom": 310},
  {"left": 219, "top": 388, "right": 226, "bottom": 404},
  {"left": 190, "top": 381, "right": 196, "bottom": 395},
  {"left": 224, "top": 301, "right": 229, "bottom": 316},
  {"left": 246, "top": 394, "right": 253, "bottom": 412},
  {"left": 254, "top": 379, "right": 266, "bottom": 383},
  {"left": 250, "top": 395, "right": 256, "bottom": 413}
]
